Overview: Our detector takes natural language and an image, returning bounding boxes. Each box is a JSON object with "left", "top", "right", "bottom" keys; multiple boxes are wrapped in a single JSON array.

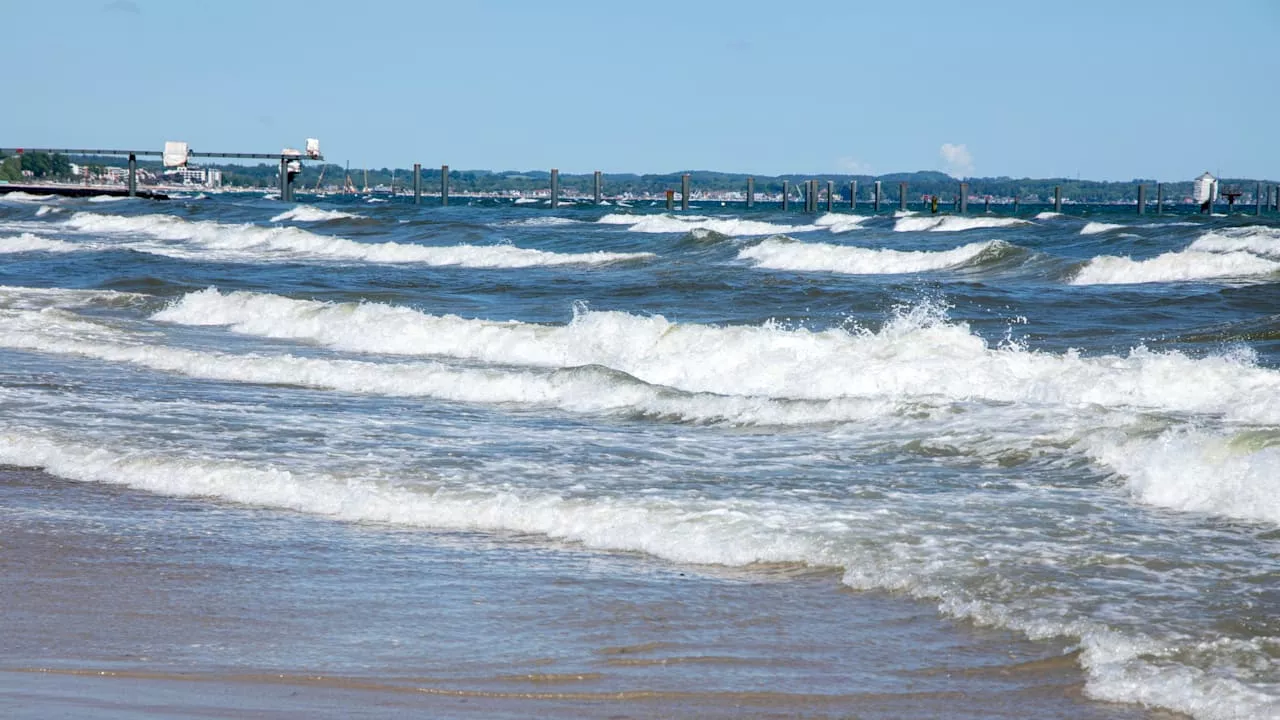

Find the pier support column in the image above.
[
  {"left": 1257, "top": 183, "right": 1263, "bottom": 216},
  {"left": 984, "top": 196, "right": 990, "bottom": 213},
  {"left": 746, "top": 177, "right": 754, "bottom": 208},
  {"left": 1013, "top": 196, "right": 1020, "bottom": 214},
  {"left": 127, "top": 153, "right": 137, "bottom": 197},
  {"left": 1054, "top": 186, "right": 1062, "bottom": 213},
  {"left": 594, "top": 171, "right": 602, "bottom": 204},
  {"left": 899, "top": 182, "right": 907, "bottom": 212},
  {"left": 1137, "top": 184, "right": 1147, "bottom": 215},
  {"left": 1156, "top": 183, "right": 1163, "bottom": 215},
  {"left": 782, "top": 180, "right": 789, "bottom": 211},
  {"left": 826, "top": 181, "right": 834, "bottom": 212},
  {"left": 681, "top": 173, "right": 690, "bottom": 211},
  {"left": 666, "top": 190, "right": 674, "bottom": 211},
  {"left": 279, "top": 158, "right": 288, "bottom": 202},
  {"left": 873, "top": 181, "right": 881, "bottom": 212},
  {"left": 959, "top": 182, "right": 969, "bottom": 214},
  {"left": 551, "top": 168, "right": 559, "bottom": 209},
  {"left": 413, "top": 163, "right": 421, "bottom": 205},
  {"left": 850, "top": 181, "right": 857, "bottom": 210},
  {"left": 441, "top": 165, "right": 449, "bottom": 206}
]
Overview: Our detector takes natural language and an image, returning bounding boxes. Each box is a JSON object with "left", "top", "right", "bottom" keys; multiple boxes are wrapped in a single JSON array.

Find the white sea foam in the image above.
[
  {"left": 597, "top": 213, "right": 818, "bottom": 236},
  {"left": 812, "top": 213, "right": 870, "bottom": 233},
  {"left": 1190, "top": 226, "right": 1280, "bottom": 257},
  {"left": 61, "top": 212, "right": 652, "bottom": 267},
  {"left": 153, "top": 290, "right": 1280, "bottom": 428},
  {"left": 738, "top": 238, "right": 1004, "bottom": 274},
  {"left": 269, "top": 206, "right": 363, "bottom": 223},
  {"left": 1080, "top": 221, "right": 1126, "bottom": 235},
  {"left": 35, "top": 205, "right": 62, "bottom": 216},
  {"left": 1070, "top": 250, "right": 1280, "bottom": 285},
  {"left": 513, "top": 197, "right": 539, "bottom": 205},
  {"left": 1083, "top": 427, "right": 1280, "bottom": 526},
  {"left": 0, "top": 428, "right": 1274, "bottom": 719},
  {"left": 501, "top": 216, "right": 581, "bottom": 227},
  {"left": 0, "top": 191, "right": 56, "bottom": 203},
  {"left": 0, "top": 233, "right": 79, "bottom": 253},
  {"left": 1034, "top": 211, "right": 1063, "bottom": 220},
  {"left": 893, "top": 215, "right": 1027, "bottom": 232},
  {"left": 87, "top": 195, "right": 130, "bottom": 203}
]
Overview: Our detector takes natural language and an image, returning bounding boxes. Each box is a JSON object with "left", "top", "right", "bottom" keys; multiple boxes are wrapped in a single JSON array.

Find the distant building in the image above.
[
  {"left": 1193, "top": 172, "right": 1217, "bottom": 204},
  {"left": 162, "top": 166, "right": 223, "bottom": 188}
]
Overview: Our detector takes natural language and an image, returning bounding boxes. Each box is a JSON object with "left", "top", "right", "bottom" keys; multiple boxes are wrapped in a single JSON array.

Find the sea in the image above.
[{"left": 0, "top": 189, "right": 1277, "bottom": 719}]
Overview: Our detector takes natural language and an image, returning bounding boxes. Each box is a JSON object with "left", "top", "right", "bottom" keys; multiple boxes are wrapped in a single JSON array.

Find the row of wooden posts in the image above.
[{"left": 408, "top": 165, "right": 1280, "bottom": 216}]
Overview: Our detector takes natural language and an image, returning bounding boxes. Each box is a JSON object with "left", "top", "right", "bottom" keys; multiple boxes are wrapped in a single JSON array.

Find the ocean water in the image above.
[{"left": 1, "top": 190, "right": 1277, "bottom": 719}]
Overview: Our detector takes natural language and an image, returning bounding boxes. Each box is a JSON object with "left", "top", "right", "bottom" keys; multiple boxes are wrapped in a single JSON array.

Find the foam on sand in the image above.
[
  {"left": 738, "top": 237, "right": 1006, "bottom": 274},
  {"left": 893, "top": 215, "right": 1027, "bottom": 232},
  {"left": 62, "top": 211, "right": 652, "bottom": 267},
  {"left": 1070, "top": 250, "right": 1280, "bottom": 285}
]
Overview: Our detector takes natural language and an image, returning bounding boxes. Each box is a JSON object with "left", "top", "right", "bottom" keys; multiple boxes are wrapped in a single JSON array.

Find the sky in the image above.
[{"left": 5, "top": 0, "right": 1278, "bottom": 181}]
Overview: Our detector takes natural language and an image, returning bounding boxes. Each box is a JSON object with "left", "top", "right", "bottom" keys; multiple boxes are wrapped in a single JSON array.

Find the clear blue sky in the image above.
[{"left": 6, "top": 0, "right": 1278, "bottom": 181}]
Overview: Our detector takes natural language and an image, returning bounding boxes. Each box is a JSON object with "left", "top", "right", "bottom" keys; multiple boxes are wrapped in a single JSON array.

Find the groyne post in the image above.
[
  {"left": 746, "top": 177, "right": 754, "bottom": 208},
  {"left": 1054, "top": 186, "right": 1062, "bottom": 213},
  {"left": 984, "top": 196, "right": 990, "bottom": 213},
  {"left": 850, "top": 181, "right": 857, "bottom": 210},
  {"left": 127, "top": 153, "right": 137, "bottom": 197},
  {"left": 1156, "top": 183, "right": 1163, "bottom": 215},
  {"left": 826, "top": 180, "right": 834, "bottom": 212},
  {"left": 594, "top": 171, "right": 602, "bottom": 204},
  {"left": 1137, "top": 184, "right": 1147, "bottom": 215},
  {"left": 782, "top": 180, "right": 789, "bottom": 211},
  {"left": 1257, "top": 183, "right": 1263, "bottom": 216},
  {"left": 666, "top": 189, "right": 674, "bottom": 211},
  {"left": 441, "top": 165, "right": 449, "bottom": 206},
  {"left": 1013, "top": 195, "right": 1020, "bottom": 214},
  {"left": 413, "top": 162, "right": 421, "bottom": 205},
  {"left": 873, "top": 180, "right": 881, "bottom": 212},
  {"left": 802, "top": 181, "right": 810, "bottom": 213},
  {"left": 681, "top": 173, "right": 690, "bottom": 211},
  {"left": 959, "top": 182, "right": 969, "bottom": 214},
  {"left": 278, "top": 158, "right": 288, "bottom": 202},
  {"left": 899, "top": 182, "right": 907, "bottom": 212},
  {"left": 551, "top": 168, "right": 560, "bottom": 209}
]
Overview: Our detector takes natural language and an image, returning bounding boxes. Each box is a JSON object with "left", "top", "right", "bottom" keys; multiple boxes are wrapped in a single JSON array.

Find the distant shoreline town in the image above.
[{"left": 1, "top": 151, "right": 1274, "bottom": 206}]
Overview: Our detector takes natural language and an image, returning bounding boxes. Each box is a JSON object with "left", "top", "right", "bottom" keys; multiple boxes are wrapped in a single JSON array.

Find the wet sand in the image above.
[{"left": 0, "top": 468, "right": 1177, "bottom": 719}]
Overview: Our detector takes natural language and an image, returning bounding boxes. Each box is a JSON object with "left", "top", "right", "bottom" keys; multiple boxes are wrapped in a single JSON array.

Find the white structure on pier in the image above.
[{"left": 1193, "top": 172, "right": 1217, "bottom": 204}]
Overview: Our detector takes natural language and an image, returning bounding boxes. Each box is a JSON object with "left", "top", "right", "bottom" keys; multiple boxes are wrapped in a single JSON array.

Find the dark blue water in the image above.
[{"left": 1, "top": 190, "right": 1277, "bottom": 718}]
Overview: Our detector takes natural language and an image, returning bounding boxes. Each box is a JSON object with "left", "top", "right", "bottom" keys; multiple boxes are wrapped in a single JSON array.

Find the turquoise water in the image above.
[{"left": 1, "top": 191, "right": 1277, "bottom": 718}]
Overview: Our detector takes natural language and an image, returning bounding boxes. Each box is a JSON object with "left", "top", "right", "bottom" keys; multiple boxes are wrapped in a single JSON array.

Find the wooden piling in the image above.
[
  {"left": 1054, "top": 186, "right": 1062, "bottom": 213},
  {"left": 746, "top": 177, "right": 754, "bottom": 208},
  {"left": 984, "top": 196, "right": 990, "bottom": 213},
  {"left": 127, "top": 153, "right": 137, "bottom": 197},
  {"left": 1137, "top": 184, "right": 1146, "bottom": 215},
  {"left": 850, "top": 180, "right": 857, "bottom": 210},
  {"left": 551, "top": 168, "right": 559, "bottom": 209},
  {"left": 278, "top": 158, "right": 288, "bottom": 202},
  {"left": 826, "top": 181, "right": 834, "bottom": 212},
  {"left": 441, "top": 165, "right": 449, "bottom": 206},
  {"left": 873, "top": 181, "right": 881, "bottom": 212},
  {"left": 1156, "top": 183, "right": 1163, "bottom": 215},
  {"left": 959, "top": 182, "right": 969, "bottom": 214},
  {"left": 594, "top": 170, "right": 602, "bottom": 204},
  {"left": 681, "top": 173, "right": 690, "bottom": 211},
  {"left": 1257, "top": 183, "right": 1263, "bottom": 216},
  {"left": 782, "top": 180, "right": 789, "bottom": 211},
  {"left": 899, "top": 181, "right": 907, "bottom": 212},
  {"left": 413, "top": 162, "right": 421, "bottom": 205}
]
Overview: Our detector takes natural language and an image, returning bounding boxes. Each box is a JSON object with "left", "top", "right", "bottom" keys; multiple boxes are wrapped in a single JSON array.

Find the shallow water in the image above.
[{"left": 0, "top": 192, "right": 1277, "bottom": 718}]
